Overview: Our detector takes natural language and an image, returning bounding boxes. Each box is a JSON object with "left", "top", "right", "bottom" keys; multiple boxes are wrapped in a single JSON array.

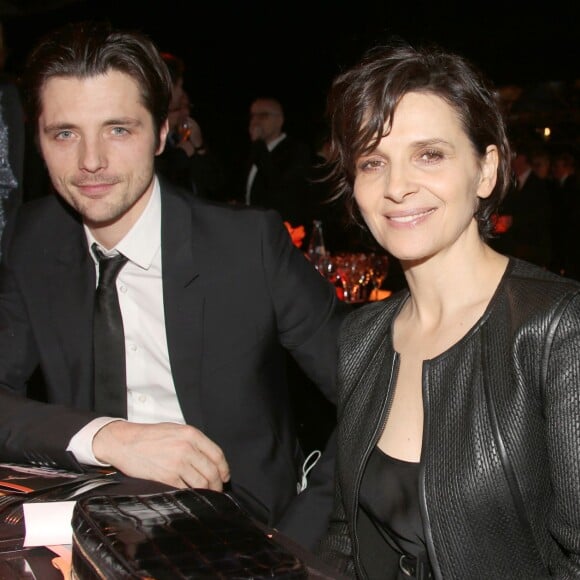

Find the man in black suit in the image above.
[
  {"left": 491, "top": 142, "right": 552, "bottom": 268},
  {"left": 0, "top": 22, "right": 347, "bottom": 550},
  {"left": 550, "top": 147, "right": 580, "bottom": 279},
  {"left": 244, "top": 96, "right": 313, "bottom": 227}
]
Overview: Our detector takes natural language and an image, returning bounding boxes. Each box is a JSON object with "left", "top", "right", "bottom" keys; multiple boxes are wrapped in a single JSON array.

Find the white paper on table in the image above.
[{"left": 23, "top": 501, "right": 75, "bottom": 547}]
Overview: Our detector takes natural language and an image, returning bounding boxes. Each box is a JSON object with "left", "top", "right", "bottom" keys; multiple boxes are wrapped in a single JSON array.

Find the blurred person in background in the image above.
[
  {"left": 155, "top": 52, "right": 227, "bottom": 200},
  {"left": 491, "top": 141, "right": 552, "bottom": 268},
  {"left": 529, "top": 145, "right": 552, "bottom": 180},
  {"left": 0, "top": 21, "right": 24, "bottom": 253},
  {"left": 550, "top": 145, "right": 580, "bottom": 279},
  {"left": 242, "top": 96, "right": 313, "bottom": 227}
]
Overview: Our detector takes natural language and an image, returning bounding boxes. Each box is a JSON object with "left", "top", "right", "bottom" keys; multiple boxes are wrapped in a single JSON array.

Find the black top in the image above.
[{"left": 359, "top": 446, "right": 425, "bottom": 558}]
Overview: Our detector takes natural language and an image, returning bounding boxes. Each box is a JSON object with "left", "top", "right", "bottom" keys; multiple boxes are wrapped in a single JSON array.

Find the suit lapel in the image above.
[{"left": 160, "top": 187, "right": 205, "bottom": 428}]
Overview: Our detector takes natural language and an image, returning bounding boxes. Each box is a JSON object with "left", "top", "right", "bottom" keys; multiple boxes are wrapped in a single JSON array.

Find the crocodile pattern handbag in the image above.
[{"left": 71, "top": 488, "right": 308, "bottom": 579}]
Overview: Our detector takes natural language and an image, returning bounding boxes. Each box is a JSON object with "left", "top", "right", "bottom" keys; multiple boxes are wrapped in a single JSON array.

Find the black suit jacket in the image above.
[
  {"left": 550, "top": 173, "right": 580, "bottom": 279},
  {"left": 0, "top": 177, "right": 348, "bottom": 548},
  {"left": 492, "top": 172, "right": 552, "bottom": 267},
  {"left": 247, "top": 136, "right": 313, "bottom": 226}
]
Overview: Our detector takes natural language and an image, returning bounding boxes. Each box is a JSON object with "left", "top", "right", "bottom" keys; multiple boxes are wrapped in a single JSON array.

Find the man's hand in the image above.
[
  {"left": 176, "top": 117, "right": 206, "bottom": 157},
  {"left": 92, "top": 421, "right": 230, "bottom": 490},
  {"left": 185, "top": 117, "right": 204, "bottom": 150}
]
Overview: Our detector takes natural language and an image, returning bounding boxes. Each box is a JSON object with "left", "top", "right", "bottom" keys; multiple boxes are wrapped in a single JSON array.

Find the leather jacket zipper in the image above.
[{"left": 419, "top": 361, "right": 440, "bottom": 580}]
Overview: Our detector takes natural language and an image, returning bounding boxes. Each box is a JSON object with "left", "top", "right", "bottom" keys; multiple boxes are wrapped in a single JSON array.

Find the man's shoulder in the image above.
[
  {"left": 272, "top": 135, "right": 311, "bottom": 157},
  {"left": 10, "top": 195, "right": 79, "bottom": 239},
  {"left": 160, "top": 179, "right": 281, "bottom": 227},
  {"left": 1, "top": 195, "right": 82, "bottom": 270}
]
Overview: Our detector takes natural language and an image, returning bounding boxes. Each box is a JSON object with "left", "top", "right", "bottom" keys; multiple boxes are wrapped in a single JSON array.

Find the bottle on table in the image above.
[{"left": 307, "top": 220, "right": 327, "bottom": 271}]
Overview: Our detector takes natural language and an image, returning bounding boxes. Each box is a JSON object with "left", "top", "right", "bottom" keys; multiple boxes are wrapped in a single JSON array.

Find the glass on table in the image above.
[
  {"left": 368, "top": 253, "right": 390, "bottom": 301},
  {"left": 314, "top": 252, "right": 389, "bottom": 303},
  {"left": 329, "top": 253, "right": 372, "bottom": 303}
]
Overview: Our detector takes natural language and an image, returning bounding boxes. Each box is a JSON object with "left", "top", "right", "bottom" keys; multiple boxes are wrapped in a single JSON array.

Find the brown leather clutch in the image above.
[{"left": 71, "top": 488, "right": 308, "bottom": 579}]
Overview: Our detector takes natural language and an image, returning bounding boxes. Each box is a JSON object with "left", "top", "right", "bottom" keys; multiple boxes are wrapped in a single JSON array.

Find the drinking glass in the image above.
[
  {"left": 369, "top": 253, "right": 389, "bottom": 300},
  {"left": 335, "top": 253, "right": 372, "bottom": 303}
]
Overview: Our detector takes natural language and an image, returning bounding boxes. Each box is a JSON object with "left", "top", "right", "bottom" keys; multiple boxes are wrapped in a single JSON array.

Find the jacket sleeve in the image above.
[
  {"left": 0, "top": 208, "right": 98, "bottom": 469},
  {"left": 276, "top": 429, "right": 337, "bottom": 550},
  {"left": 258, "top": 210, "right": 351, "bottom": 549},
  {"left": 0, "top": 389, "right": 94, "bottom": 470},
  {"left": 315, "top": 447, "right": 357, "bottom": 577},
  {"left": 544, "top": 293, "right": 580, "bottom": 576},
  {"left": 261, "top": 208, "right": 351, "bottom": 404}
]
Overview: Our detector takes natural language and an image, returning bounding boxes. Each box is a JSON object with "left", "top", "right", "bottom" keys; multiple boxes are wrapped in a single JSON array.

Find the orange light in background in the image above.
[{"left": 283, "top": 221, "right": 306, "bottom": 249}]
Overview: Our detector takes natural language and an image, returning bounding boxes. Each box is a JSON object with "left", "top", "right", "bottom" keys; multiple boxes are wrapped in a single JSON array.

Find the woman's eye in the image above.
[
  {"left": 358, "top": 158, "right": 384, "bottom": 172},
  {"left": 419, "top": 149, "right": 444, "bottom": 163}
]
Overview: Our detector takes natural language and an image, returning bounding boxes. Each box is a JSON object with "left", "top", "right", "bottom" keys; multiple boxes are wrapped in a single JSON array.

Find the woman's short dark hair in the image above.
[
  {"left": 325, "top": 41, "right": 513, "bottom": 240},
  {"left": 22, "top": 21, "right": 172, "bottom": 150}
]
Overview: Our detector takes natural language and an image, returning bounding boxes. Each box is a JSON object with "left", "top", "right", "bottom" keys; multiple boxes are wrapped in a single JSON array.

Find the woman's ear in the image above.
[{"left": 477, "top": 145, "right": 499, "bottom": 199}]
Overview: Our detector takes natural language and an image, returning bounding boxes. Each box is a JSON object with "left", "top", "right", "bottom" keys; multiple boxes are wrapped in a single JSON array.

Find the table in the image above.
[{"left": 0, "top": 477, "right": 343, "bottom": 579}]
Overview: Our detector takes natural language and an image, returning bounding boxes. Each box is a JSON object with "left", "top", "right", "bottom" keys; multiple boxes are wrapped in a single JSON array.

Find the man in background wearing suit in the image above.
[
  {"left": 244, "top": 96, "right": 313, "bottom": 228},
  {"left": 0, "top": 21, "right": 347, "bottom": 550},
  {"left": 491, "top": 141, "right": 552, "bottom": 268}
]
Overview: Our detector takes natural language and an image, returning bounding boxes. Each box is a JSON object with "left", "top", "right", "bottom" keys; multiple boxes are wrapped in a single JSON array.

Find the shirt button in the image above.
[
  {"left": 138, "top": 395, "right": 147, "bottom": 403},
  {"left": 119, "top": 285, "right": 127, "bottom": 293},
  {"left": 129, "top": 344, "right": 137, "bottom": 352}
]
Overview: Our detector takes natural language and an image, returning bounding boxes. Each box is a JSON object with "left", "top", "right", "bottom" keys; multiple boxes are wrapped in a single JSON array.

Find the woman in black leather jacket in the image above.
[{"left": 316, "top": 42, "right": 580, "bottom": 579}]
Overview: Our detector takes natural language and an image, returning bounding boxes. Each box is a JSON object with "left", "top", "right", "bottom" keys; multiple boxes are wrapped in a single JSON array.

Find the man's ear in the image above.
[
  {"left": 477, "top": 145, "right": 499, "bottom": 199},
  {"left": 156, "top": 119, "right": 170, "bottom": 156}
]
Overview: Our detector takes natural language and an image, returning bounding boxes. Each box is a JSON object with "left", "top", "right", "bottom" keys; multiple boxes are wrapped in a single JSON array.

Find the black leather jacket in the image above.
[{"left": 318, "top": 259, "right": 580, "bottom": 579}]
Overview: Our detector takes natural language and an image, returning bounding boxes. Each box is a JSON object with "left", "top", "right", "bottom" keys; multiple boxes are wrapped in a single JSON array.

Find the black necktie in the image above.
[{"left": 92, "top": 243, "right": 129, "bottom": 418}]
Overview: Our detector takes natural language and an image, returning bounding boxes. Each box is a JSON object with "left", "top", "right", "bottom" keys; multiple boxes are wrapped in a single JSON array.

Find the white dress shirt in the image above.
[{"left": 67, "top": 177, "right": 185, "bottom": 465}]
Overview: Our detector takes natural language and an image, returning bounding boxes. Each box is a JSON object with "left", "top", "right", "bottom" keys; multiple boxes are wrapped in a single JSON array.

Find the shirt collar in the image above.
[
  {"left": 517, "top": 167, "right": 532, "bottom": 190},
  {"left": 85, "top": 176, "right": 162, "bottom": 270},
  {"left": 267, "top": 132, "right": 286, "bottom": 152}
]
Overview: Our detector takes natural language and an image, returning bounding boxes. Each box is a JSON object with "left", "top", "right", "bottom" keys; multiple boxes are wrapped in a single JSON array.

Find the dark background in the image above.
[{"left": 2, "top": 0, "right": 580, "bottom": 167}]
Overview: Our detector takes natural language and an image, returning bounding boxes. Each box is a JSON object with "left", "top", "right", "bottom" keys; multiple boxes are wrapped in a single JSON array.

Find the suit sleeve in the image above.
[
  {"left": 0, "top": 210, "right": 97, "bottom": 470},
  {"left": 260, "top": 209, "right": 351, "bottom": 404},
  {"left": 258, "top": 210, "right": 351, "bottom": 548},
  {"left": 276, "top": 429, "right": 337, "bottom": 549}
]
